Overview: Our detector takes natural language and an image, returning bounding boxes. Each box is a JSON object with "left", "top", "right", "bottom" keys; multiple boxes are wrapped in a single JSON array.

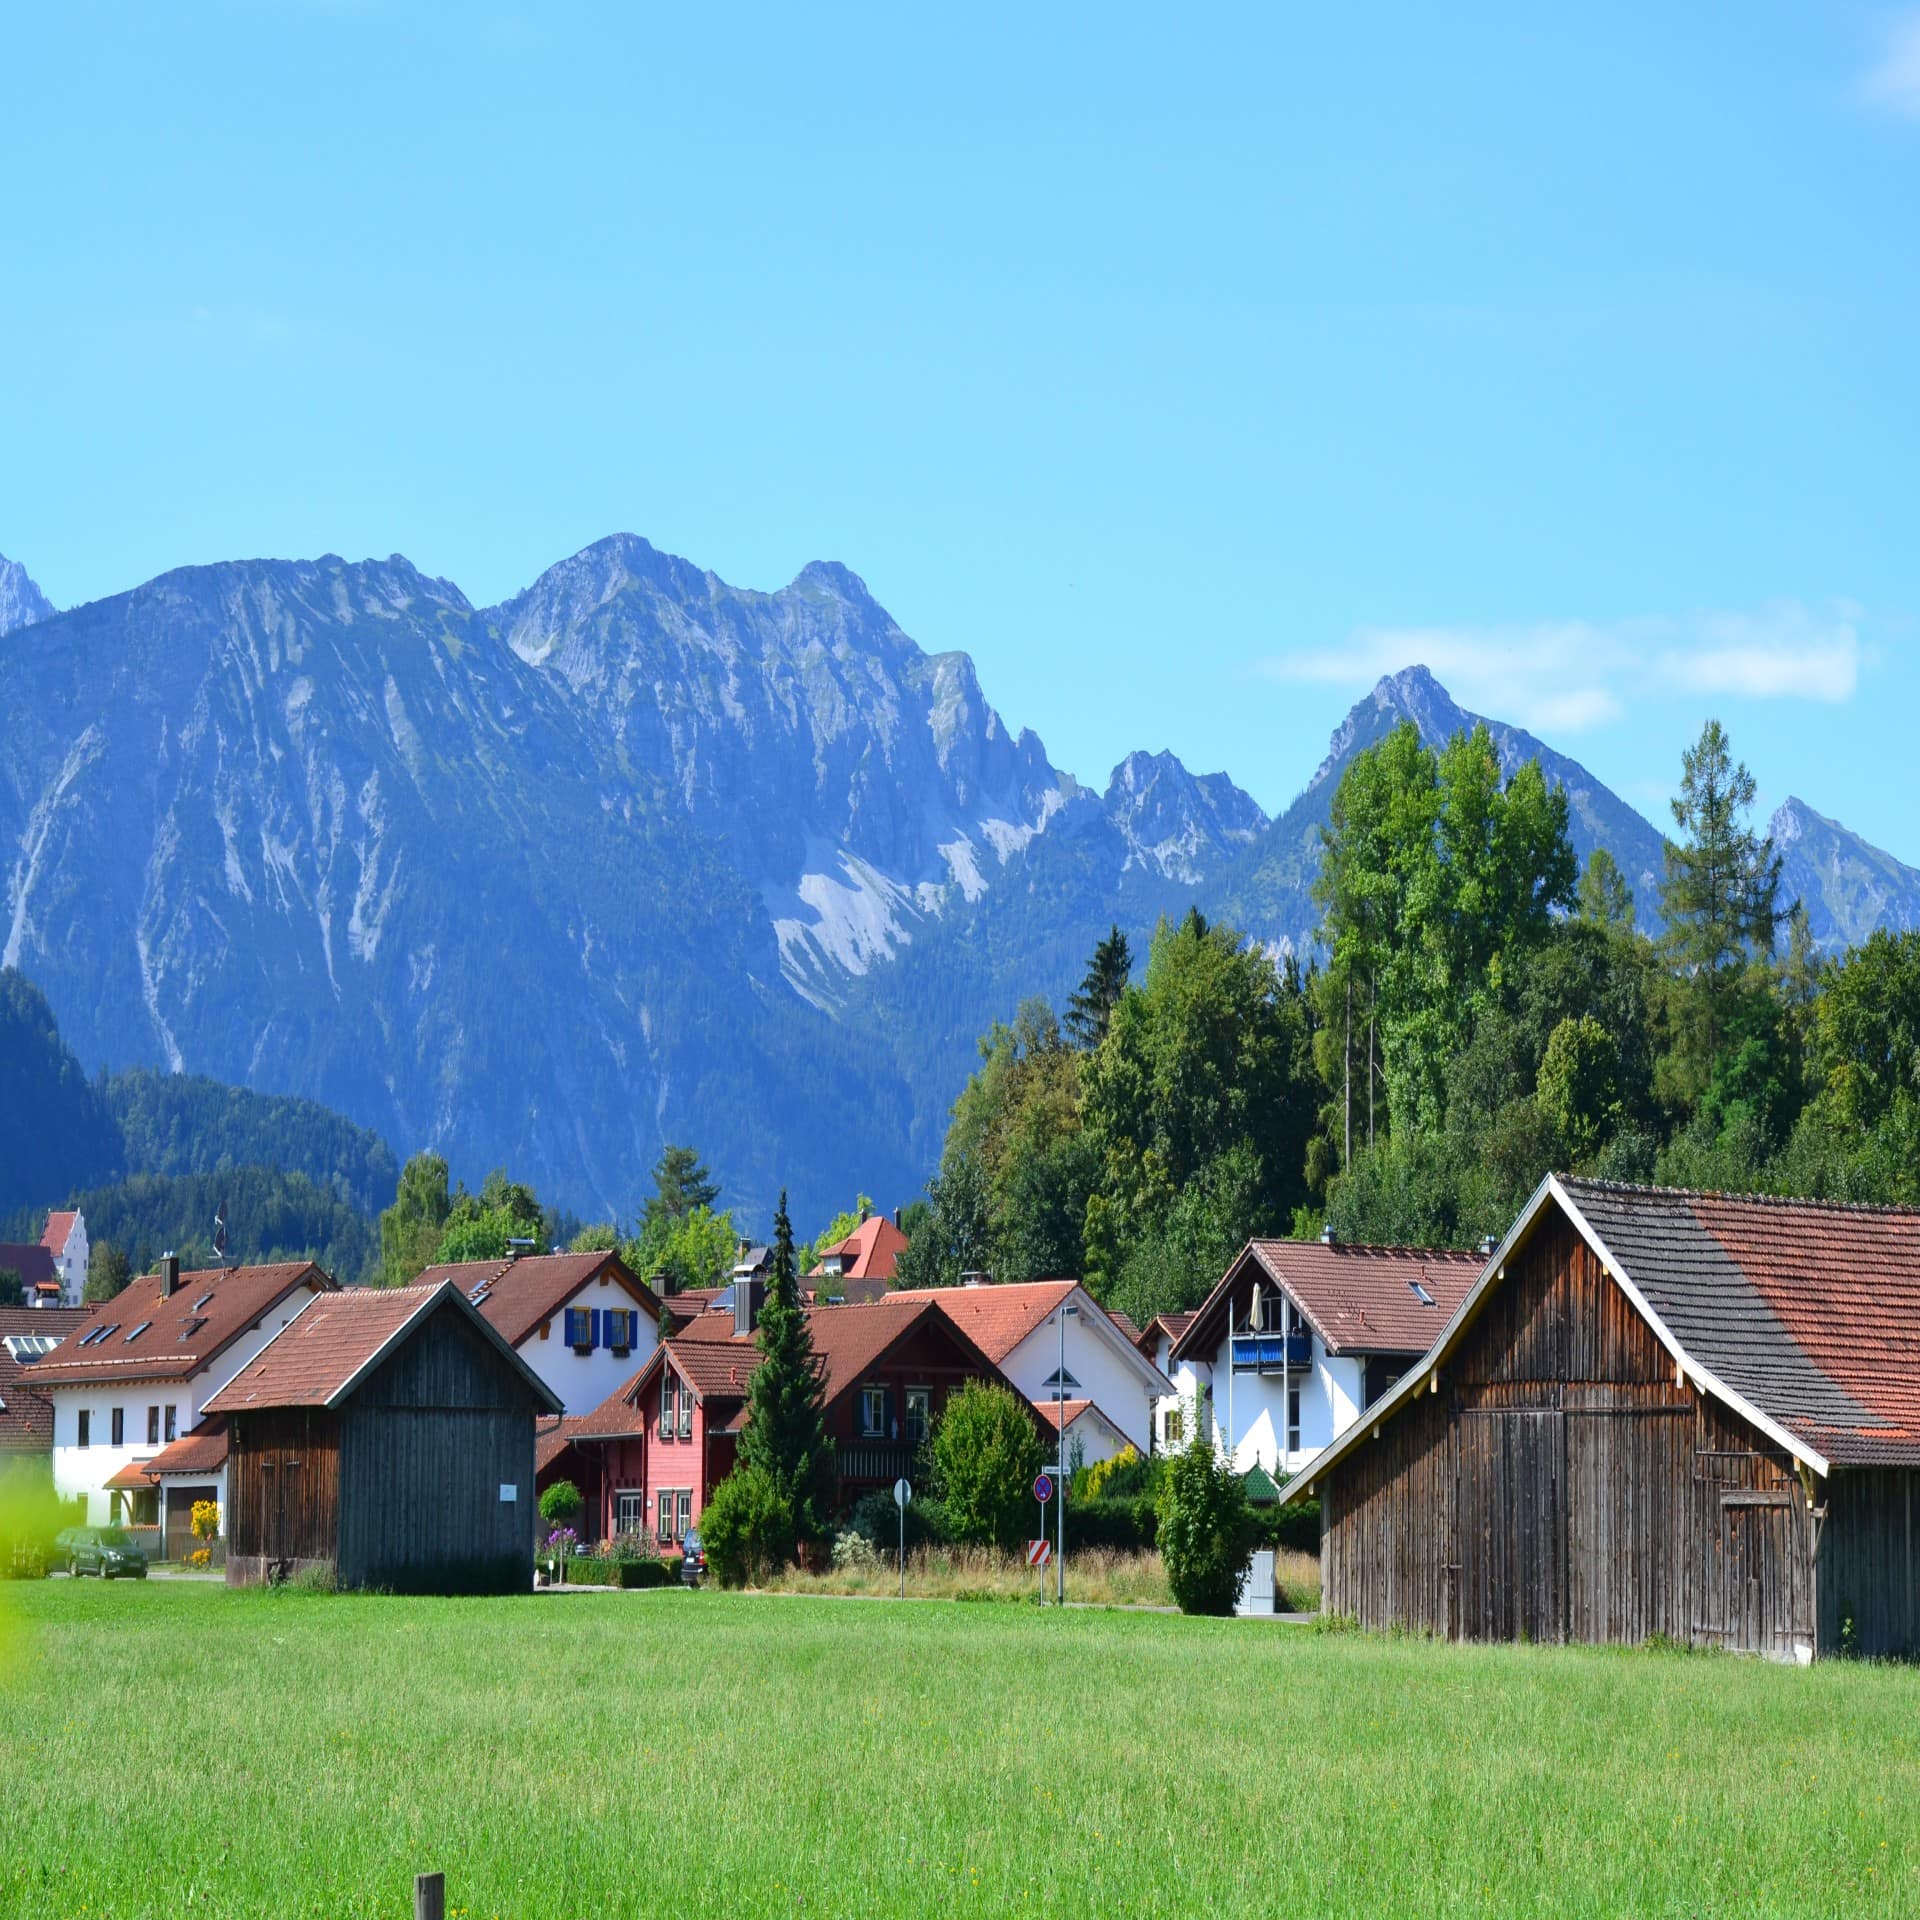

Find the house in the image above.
[
  {"left": 1281, "top": 1177, "right": 1920, "bottom": 1660},
  {"left": 1036, "top": 1398, "right": 1132, "bottom": 1466},
  {"left": 557, "top": 1288, "right": 1031, "bottom": 1547},
  {"left": 137, "top": 1415, "right": 231, "bottom": 1560},
  {"left": 889, "top": 1279, "right": 1172, "bottom": 1463},
  {"left": 413, "top": 1249, "right": 661, "bottom": 1416},
  {"left": 806, "top": 1209, "right": 909, "bottom": 1304},
  {"left": 29, "top": 1256, "right": 333, "bottom": 1534},
  {"left": 1170, "top": 1236, "right": 1481, "bottom": 1480},
  {"left": 41, "top": 1211, "right": 88, "bottom": 1306},
  {"left": 0, "top": 1241, "right": 64, "bottom": 1309},
  {"left": 204, "top": 1280, "right": 563, "bottom": 1591},
  {"left": 0, "top": 1305, "right": 88, "bottom": 1476},
  {"left": 1133, "top": 1312, "right": 1198, "bottom": 1452}
]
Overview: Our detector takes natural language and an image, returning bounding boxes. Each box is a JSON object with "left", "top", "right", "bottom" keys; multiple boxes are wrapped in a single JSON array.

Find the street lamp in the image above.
[{"left": 1055, "top": 1299, "right": 1078, "bottom": 1605}]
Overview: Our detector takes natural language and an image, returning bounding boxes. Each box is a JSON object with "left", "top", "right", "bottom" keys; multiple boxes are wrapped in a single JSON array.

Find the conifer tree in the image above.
[
  {"left": 1065, "top": 925, "right": 1133, "bottom": 1049},
  {"left": 736, "top": 1189, "right": 834, "bottom": 1551}
]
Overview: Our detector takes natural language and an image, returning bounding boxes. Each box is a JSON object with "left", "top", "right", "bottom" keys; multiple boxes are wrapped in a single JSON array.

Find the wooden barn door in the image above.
[
  {"left": 1693, "top": 1451, "right": 1812, "bottom": 1657},
  {"left": 1456, "top": 1408, "right": 1566, "bottom": 1644}
]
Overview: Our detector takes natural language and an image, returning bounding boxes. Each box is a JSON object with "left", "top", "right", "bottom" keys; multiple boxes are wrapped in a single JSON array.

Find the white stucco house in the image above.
[
  {"left": 41, "top": 1211, "right": 88, "bottom": 1306},
  {"left": 1134, "top": 1311, "right": 1203, "bottom": 1453},
  {"left": 416, "top": 1249, "right": 663, "bottom": 1416},
  {"left": 1169, "top": 1235, "right": 1483, "bottom": 1481},
  {"left": 891, "top": 1278, "right": 1172, "bottom": 1464},
  {"left": 34, "top": 1256, "right": 333, "bottom": 1543}
]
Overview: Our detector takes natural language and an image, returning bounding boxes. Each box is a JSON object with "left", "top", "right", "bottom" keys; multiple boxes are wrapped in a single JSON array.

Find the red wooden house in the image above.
[{"left": 547, "top": 1288, "right": 1029, "bottom": 1548}]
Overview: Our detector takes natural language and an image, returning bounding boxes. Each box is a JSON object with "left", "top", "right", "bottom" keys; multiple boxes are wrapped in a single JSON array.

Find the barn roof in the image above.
[
  {"left": 1280, "top": 1175, "right": 1920, "bottom": 1502},
  {"left": 203, "top": 1282, "right": 565, "bottom": 1416},
  {"left": 30, "top": 1263, "right": 331, "bottom": 1388},
  {"left": 413, "top": 1251, "right": 661, "bottom": 1348},
  {"left": 1173, "top": 1239, "right": 1482, "bottom": 1364}
]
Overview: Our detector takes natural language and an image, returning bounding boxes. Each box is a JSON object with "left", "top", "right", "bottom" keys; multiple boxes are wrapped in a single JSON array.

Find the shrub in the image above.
[
  {"left": 931, "top": 1381, "right": 1043, "bottom": 1550},
  {"left": 1066, "top": 1494, "right": 1157, "bottom": 1553},
  {"left": 1156, "top": 1433, "right": 1255, "bottom": 1616},
  {"left": 699, "top": 1466, "right": 794, "bottom": 1587},
  {"left": 845, "top": 1486, "right": 946, "bottom": 1554},
  {"left": 538, "top": 1481, "right": 583, "bottom": 1532},
  {"left": 831, "top": 1530, "right": 880, "bottom": 1570},
  {"left": 1073, "top": 1445, "right": 1156, "bottom": 1504},
  {"left": 567, "top": 1556, "right": 677, "bottom": 1589},
  {"left": 1252, "top": 1495, "right": 1321, "bottom": 1555}
]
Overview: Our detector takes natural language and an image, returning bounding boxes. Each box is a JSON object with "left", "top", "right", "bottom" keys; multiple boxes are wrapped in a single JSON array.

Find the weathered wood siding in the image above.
[
  {"left": 1322, "top": 1207, "right": 1818, "bottom": 1657},
  {"left": 226, "top": 1407, "right": 342, "bottom": 1582},
  {"left": 1821, "top": 1469, "right": 1920, "bottom": 1658},
  {"left": 336, "top": 1302, "right": 544, "bottom": 1595}
]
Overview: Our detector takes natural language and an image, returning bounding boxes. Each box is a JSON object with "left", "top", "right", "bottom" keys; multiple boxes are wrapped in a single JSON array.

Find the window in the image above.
[
  {"left": 1040, "top": 1368, "right": 1081, "bottom": 1394},
  {"left": 607, "top": 1308, "right": 633, "bottom": 1354},
  {"left": 678, "top": 1387, "right": 692, "bottom": 1441},
  {"left": 656, "top": 1489, "right": 688, "bottom": 1544},
  {"left": 147, "top": 1406, "right": 160, "bottom": 1445},
  {"left": 904, "top": 1387, "right": 931, "bottom": 1445},
  {"left": 860, "top": 1384, "right": 887, "bottom": 1437},
  {"left": 660, "top": 1372, "right": 675, "bottom": 1433},
  {"left": 164, "top": 1405, "right": 177, "bottom": 1442},
  {"left": 565, "top": 1307, "right": 592, "bottom": 1350},
  {"left": 1164, "top": 1406, "right": 1184, "bottom": 1447},
  {"left": 124, "top": 1321, "right": 152, "bottom": 1343},
  {"left": 614, "top": 1490, "right": 644, "bottom": 1537},
  {"left": 77, "top": 1409, "right": 90, "bottom": 1448},
  {"left": 111, "top": 1407, "right": 125, "bottom": 1447},
  {"left": 1286, "top": 1383, "right": 1301, "bottom": 1456},
  {"left": 1408, "top": 1277, "right": 1436, "bottom": 1308},
  {"left": 193, "top": 1292, "right": 215, "bottom": 1310},
  {"left": 677, "top": 1490, "right": 693, "bottom": 1538}
]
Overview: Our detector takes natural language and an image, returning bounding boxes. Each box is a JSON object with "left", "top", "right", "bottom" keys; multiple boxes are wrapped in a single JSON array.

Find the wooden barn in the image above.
[
  {"left": 1280, "top": 1177, "right": 1920, "bottom": 1661},
  {"left": 203, "top": 1281, "right": 564, "bottom": 1593}
]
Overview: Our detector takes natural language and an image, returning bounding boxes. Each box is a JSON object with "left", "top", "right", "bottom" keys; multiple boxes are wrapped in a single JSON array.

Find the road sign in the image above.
[
  {"left": 1026, "top": 1539, "right": 1053, "bottom": 1568},
  {"left": 893, "top": 1477, "right": 912, "bottom": 1509},
  {"left": 1033, "top": 1472, "right": 1053, "bottom": 1504}
]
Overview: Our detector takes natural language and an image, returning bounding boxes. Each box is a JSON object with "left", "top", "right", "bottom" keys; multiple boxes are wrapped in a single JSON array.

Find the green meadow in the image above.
[{"left": 3, "top": 1579, "right": 1917, "bottom": 1918}]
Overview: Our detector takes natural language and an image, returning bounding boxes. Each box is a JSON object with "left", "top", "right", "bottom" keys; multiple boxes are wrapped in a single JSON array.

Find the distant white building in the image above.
[
  {"left": 1170, "top": 1236, "right": 1484, "bottom": 1481},
  {"left": 41, "top": 1211, "right": 88, "bottom": 1307}
]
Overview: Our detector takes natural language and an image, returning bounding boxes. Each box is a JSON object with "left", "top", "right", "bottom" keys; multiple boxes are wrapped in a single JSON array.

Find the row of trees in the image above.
[{"left": 892, "top": 717, "right": 1920, "bottom": 1322}]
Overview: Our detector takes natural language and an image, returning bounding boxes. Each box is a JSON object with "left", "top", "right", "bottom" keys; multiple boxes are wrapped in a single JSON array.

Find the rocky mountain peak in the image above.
[
  {"left": 1103, "top": 749, "right": 1266, "bottom": 882},
  {"left": 0, "top": 553, "right": 57, "bottom": 637}
]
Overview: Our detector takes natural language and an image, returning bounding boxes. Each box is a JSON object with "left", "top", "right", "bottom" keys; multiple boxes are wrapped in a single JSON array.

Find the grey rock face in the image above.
[{"left": 0, "top": 553, "right": 56, "bottom": 636}]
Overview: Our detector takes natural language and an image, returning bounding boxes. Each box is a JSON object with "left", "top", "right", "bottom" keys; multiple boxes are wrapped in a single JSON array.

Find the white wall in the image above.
[
  {"left": 514, "top": 1278, "right": 660, "bottom": 1415},
  {"left": 1060, "top": 1406, "right": 1131, "bottom": 1470},
  {"left": 51, "top": 1289, "right": 316, "bottom": 1523},
  {"left": 1201, "top": 1332, "right": 1368, "bottom": 1479},
  {"left": 1001, "top": 1293, "right": 1166, "bottom": 1456},
  {"left": 1152, "top": 1337, "right": 1205, "bottom": 1454},
  {"left": 57, "top": 1216, "right": 89, "bottom": 1307}
]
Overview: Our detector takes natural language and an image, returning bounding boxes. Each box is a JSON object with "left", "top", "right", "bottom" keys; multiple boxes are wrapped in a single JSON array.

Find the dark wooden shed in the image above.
[
  {"left": 1282, "top": 1177, "right": 1920, "bottom": 1661},
  {"left": 204, "top": 1280, "right": 564, "bottom": 1593}
]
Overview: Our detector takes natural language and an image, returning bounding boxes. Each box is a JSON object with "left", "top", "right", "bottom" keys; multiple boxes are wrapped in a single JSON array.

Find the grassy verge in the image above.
[
  {"left": 756, "top": 1544, "right": 1320, "bottom": 1610},
  {"left": 4, "top": 1580, "right": 1918, "bottom": 1917}
]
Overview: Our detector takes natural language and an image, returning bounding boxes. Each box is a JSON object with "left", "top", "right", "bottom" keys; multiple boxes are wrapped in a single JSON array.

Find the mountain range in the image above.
[{"left": 3, "top": 539, "right": 1916, "bottom": 1230}]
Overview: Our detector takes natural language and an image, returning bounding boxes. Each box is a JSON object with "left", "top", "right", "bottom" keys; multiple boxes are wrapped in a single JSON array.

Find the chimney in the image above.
[
  {"left": 738, "top": 1236, "right": 752, "bottom": 1264},
  {"left": 960, "top": 1270, "right": 992, "bottom": 1288},
  {"left": 733, "top": 1277, "right": 766, "bottom": 1339},
  {"left": 1321, "top": 1225, "right": 1338, "bottom": 1248},
  {"left": 1479, "top": 1234, "right": 1498, "bottom": 1257},
  {"left": 859, "top": 1201, "right": 870, "bottom": 1224},
  {"left": 506, "top": 1237, "right": 536, "bottom": 1262},
  {"left": 160, "top": 1253, "right": 180, "bottom": 1298},
  {"left": 893, "top": 1207, "right": 902, "bottom": 1232}
]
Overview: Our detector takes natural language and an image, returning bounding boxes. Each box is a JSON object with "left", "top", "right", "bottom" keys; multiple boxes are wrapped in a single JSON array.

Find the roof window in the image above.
[
  {"left": 1408, "top": 1278, "right": 1436, "bottom": 1307},
  {"left": 124, "top": 1321, "right": 153, "bottom": 1343},
  {"left": 177, "top": 1316, "right": 208, "bottom": 1341},
  {"left": 193, "top": 1292, "right": 215, "bottom": 1311}
]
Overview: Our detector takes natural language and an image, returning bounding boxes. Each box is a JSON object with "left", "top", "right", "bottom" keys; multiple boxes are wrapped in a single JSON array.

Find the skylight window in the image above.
[
  {"left": 124, "top": 1321, "right": 153, "bottom": 1342},
  {"left": 193, "top": 1292, "right": 215, "bottom": 1310},
  {"left": 177, "top": 1316, "right": 208, "bottom": 1341},
  {"left": 1408, "top": 1279, "right": 1436, "bottom": 1307}
]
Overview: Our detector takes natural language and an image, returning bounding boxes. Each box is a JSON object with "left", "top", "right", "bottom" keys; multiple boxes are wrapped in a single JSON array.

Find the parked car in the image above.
[
  {"left": 679, "top": 1527, "right": 706, "bottom": 1587},
  {"left": 67, "top": 1528, "right": 149, "bottom": 1580}
]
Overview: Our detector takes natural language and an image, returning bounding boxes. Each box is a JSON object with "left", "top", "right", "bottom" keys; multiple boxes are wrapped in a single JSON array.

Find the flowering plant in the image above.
[{"left": 544, "top": 1527, "right": 579, "bottom": 1552}]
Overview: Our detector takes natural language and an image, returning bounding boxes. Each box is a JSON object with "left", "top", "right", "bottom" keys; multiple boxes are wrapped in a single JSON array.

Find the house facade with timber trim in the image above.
[{"left": 1280, "top": 1176, "right": 1920, "bottom": 1661}]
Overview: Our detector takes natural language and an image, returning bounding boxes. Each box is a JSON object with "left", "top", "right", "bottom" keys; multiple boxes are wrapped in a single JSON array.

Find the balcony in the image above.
[
  {"left": 1231, "top": 1332, "right": 1312, "bottom": 1374},
  {"left": 835, "top": 1441, "right": 918, "bottom": 1484}
]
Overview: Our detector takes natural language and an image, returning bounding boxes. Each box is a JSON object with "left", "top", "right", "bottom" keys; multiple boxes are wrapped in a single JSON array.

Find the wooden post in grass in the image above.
[{"left": 414, "top": 1871, "right": 445, "bottom": 1920}]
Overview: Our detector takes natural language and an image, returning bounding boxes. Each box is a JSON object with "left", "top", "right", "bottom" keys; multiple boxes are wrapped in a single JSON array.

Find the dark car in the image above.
[
  {"left": 679, "top": 1527, "right": 706, "bottom": 1587},
  {"left": 68, "top": 1527, "right": 149, "bottom": 1580}
]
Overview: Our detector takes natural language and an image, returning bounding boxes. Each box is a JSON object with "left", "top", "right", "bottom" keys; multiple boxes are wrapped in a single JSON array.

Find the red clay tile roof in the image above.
[
  {"left": 808, "top": 1214, "right": 909, "bottom": 1283},
  {"left": 535, "top": 1414, "right": 601, "bottom": 1471},
  {"left": 205, "top": 1281, "right": 565, "bottom": 1415},
  {"left": 887, "top": 1279, "right": 1078, "bottom": 1363},
  {"left": 1034, "top": 1397, "right": 1094, "bottom": 1433},
  {"left": 0, "top": 1244, "right": 60, "bottom": 1294},
  {"left": 104, "top": 1460, "right": 158, "bottom": 1491},
  {"left": 41, "top": 1211, "right": 79, "bottom": 1256},
  {"left": 146, "top": 1416, "right": 230, "bottom": 1476},
  {"left": 1138, "top": 1311, "right": 1195, "bottom": 1357},
  {"left": 1107, "top": 1312, "right": 1143, "bottom": 1346},
  {"left": 0, "top": 1308, "right": 86, "bottom": 1453},
  {"left": 413, "top": 1252, "right": 661, "bottom": 1349},
  {"left": 1563, "top": 1179, "right": 1920, "bottom": 1469},
  {"left": 1173, "top": 1240, "right": 1481, "bottom": 1364},
  {"left": 0, "top": 1306, "right": 87, "bottom": 1339},
  {"left": 30, "top": 1263, "right": 331, "bottom": 1388}
]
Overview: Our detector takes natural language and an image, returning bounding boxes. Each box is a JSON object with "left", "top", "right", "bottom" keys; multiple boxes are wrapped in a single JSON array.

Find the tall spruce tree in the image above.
[
  {"left": 642, "top": 1144, "right": 719, "bottom": 1230},
  {"left": 736, "top": 1190, "right": 834, "bottom": 1551},
  {"left": 1659, "top": 720, "right": 1783, "bottom": 1096},
  {"left": 1065, "top": 925, "right": 1133, "bottom": 1049}
]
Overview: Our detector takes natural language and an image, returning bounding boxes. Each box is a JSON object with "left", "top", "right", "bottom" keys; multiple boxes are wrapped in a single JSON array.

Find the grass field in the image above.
[{"left": 4, "top": 1580, "right": 1919, "bottom": 1919}]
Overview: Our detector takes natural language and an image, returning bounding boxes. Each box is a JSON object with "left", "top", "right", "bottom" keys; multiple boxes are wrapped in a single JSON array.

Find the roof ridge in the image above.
[
  {"left": 1567, "top": 1175, "right": 1920, "bottom": 1220},
  {"left": 1252, "top": 1236, "right": 1481, "bottom": 1257}
]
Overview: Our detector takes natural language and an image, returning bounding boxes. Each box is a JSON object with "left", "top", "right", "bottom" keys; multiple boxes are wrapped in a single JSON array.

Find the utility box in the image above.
[{"left": 1236, "top": 1547, "right": 1275, "bottom": 1616}]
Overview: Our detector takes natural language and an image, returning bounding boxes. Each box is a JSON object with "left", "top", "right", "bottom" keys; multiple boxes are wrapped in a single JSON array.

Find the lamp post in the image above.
[{"left": 1056, "top": 1299, "right": 1078, "bottom": 1605}]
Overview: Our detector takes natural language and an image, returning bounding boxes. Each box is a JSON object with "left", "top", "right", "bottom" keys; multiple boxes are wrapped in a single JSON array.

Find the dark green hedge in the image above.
[
  {"left": 567, "top": 1556, "right": 678, "bottom": 1588},
  {"left": 1065, "top": 1495, "right": 1158, "bottom": 1552}
]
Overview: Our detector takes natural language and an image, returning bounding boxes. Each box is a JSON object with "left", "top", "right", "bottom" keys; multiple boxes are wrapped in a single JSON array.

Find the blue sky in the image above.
[{"left": 4, "top": 4, "right": 1918, "bottom": 853}]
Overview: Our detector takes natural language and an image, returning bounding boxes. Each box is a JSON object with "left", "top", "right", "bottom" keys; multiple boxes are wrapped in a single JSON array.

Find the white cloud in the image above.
[
  {"left": 1864, "top": 11, "right": 1920, "bottom": 116},
  {"left": 1258, "top": 604, "right": 1863, "bottom": 733}
]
